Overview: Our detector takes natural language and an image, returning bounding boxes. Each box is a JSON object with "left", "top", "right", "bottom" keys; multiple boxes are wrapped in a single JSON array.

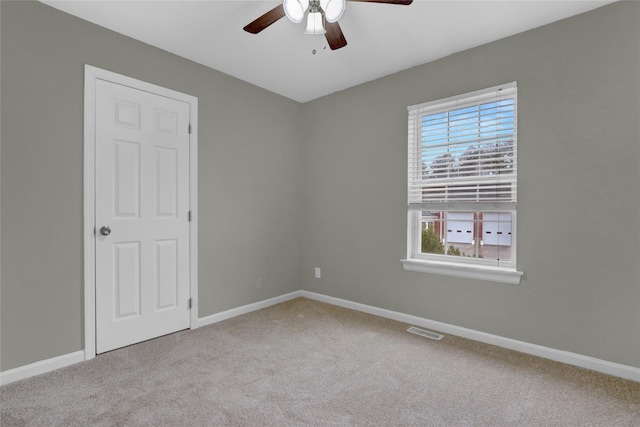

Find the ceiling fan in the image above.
[{"left": 243, "top": 0, "right": 413, "bottom": 51}]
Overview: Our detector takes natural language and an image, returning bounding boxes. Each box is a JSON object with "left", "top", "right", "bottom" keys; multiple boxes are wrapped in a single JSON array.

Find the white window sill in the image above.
[{"left": 401, "top": 258, "right": 523, "bottom": 285}]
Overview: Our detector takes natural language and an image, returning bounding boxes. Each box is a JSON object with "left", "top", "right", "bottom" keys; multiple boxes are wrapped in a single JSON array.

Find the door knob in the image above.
[{"left": 100, "top": 226, "right": 111, "bottom": 236}]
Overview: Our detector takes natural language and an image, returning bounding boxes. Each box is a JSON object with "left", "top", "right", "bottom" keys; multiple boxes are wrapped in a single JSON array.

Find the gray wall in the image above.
[
  {"left": 2, "top": 1, "right": 639, "bottom": 373},
  {"left": 1, "top": 1, "right": 303, "bottom": 371},
  {"left": 301, "top": 1, "right": 640, "bottom": 368}
]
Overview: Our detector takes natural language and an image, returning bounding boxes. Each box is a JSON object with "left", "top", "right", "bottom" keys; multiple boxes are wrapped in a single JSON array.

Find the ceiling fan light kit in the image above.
[
  {"left": 244, "top": 0, "right": 413, "bottom": 51},
  {"left": 284, "top": 0, "right": 345, "bottom": 25}
]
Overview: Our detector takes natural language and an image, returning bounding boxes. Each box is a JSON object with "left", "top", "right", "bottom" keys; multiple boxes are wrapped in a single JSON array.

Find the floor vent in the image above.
[{"left": 407, "top": 326, "right": 444, "bottom": 341}]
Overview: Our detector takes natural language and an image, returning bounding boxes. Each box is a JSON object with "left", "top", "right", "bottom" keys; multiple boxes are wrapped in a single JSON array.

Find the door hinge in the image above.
[
  {"left": 188, "top": 123, "right": 192, "bottom": 134},
  {"left": 188, "top": 298, "right": 192, "bottom": 309},
  {"left": 188, "top": 210, "right": 192, "bottom": 222}
]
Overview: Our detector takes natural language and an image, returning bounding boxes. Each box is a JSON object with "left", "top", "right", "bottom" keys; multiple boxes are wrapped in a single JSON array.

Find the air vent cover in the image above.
[{"left": 407, "top": 326, "right": 444, "bottom": 341}]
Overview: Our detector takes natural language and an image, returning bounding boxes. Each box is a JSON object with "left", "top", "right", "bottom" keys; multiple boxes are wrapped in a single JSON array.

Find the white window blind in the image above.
[{"left": 408, "top": 82, "right": 517, "bottom": 211}]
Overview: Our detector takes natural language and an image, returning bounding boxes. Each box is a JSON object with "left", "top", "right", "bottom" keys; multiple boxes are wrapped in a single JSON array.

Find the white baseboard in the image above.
[
  {"left": 1, "top": 292, "right": 304, "bottom": 386},
  {"left": 0, "top": 350, "right": 85, "bottom": 386},
  {"left": 194, "top": 290, "right": 304, "bottom": 329},
  {"left": 3, "top": 291, "right": 638, "bottom": 385},
  {"left": 300, "top": 291, "right": 640, "bottom": 383}
]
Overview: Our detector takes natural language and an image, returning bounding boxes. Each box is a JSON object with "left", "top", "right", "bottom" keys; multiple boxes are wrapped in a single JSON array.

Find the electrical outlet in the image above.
[
  {"left": 256, "top": 277, "right": 263, "bottom": 288},
  {"left": 314, "top": 267, "right": 321, "bottom": 279}
]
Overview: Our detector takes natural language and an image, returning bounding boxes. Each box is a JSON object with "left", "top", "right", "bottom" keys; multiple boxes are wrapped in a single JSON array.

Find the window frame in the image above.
[
  {"left": 410, "top": 210, "right": 517, "bottom": 268},
  {"left": 402, "top": 83, "right": 523, "bottom": 285}
]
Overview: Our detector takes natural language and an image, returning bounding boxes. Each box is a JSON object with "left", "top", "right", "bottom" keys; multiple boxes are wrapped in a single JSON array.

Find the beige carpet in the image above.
[{"left": 1, "top": 297, "right": 639, "bottom": 426}]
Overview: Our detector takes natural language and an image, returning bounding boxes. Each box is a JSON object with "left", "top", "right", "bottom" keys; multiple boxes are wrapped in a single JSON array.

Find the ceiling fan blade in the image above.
[
  {"left": 243, "top": 4, "right": 286, "bottom": 34},
  {"left": 347, "top": 0, "right": 413, "bottom": 4},
  {"left": 325, "top": 21, "right": 348, "bottom": 50}
]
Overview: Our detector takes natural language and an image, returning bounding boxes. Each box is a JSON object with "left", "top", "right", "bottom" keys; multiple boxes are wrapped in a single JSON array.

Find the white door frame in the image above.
[{"left": 83, "top": 65, "right": 198, "bottom": 360}]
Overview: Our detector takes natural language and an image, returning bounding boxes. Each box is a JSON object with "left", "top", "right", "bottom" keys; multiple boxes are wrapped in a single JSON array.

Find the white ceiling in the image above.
[{"left": 41, "top": 0, "right": 615, "bottom": 103}]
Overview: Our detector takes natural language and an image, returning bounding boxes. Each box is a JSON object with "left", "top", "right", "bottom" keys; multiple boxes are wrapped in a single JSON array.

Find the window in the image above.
[{"left": 402, "top": 83, "right": 523, "bottom": 284}]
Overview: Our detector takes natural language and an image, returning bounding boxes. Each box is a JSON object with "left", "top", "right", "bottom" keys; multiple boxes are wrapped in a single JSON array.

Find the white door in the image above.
[
  {"left": 483, "top": 213, "right": 512, "bottom": 246},
  {"left": 95, "top": 79, "right": 191, "bottom": 354}
]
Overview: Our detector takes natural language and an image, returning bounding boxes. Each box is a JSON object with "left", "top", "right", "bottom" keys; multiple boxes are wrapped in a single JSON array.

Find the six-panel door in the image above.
[{"left": 95, "top": 79, "right": 190, "bottom": 353}]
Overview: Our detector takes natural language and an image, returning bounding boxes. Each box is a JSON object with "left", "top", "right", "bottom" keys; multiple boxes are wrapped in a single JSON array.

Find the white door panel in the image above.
[{"left": 95, "top": 79, "right": 190, "bottom": 354}]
